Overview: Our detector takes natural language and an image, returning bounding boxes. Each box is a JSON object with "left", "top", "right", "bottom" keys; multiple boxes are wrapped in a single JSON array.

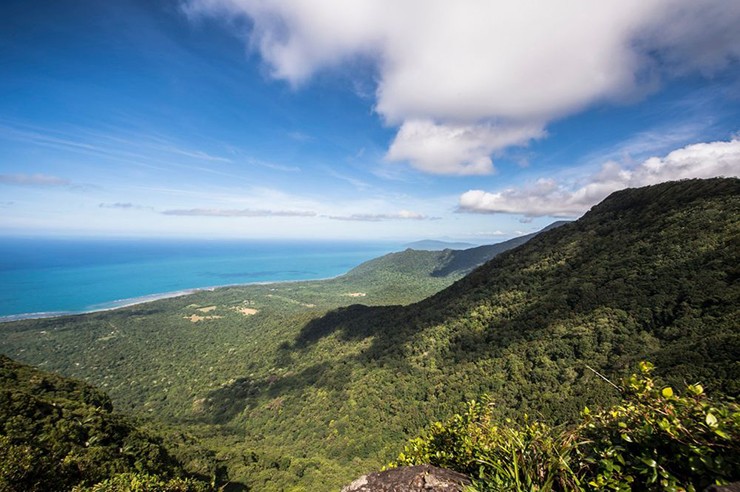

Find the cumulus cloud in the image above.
[
  {"left": 458, "top": 138, "right": 740, "bottom": 217},
  {"left": 162, "top": 208, "right": 317, "bottom": 217},
  {"left": 0, "top": 173, "right": 71, "bottom": 187},
  {"left": 328, "top": 210, "right": 437, "bottom": 221},
  {"left": 182, "top": 0, "right": 740, "bottom": 174},
  {"left": 386, "top": 120, "right": 545, "bottom": 175}
]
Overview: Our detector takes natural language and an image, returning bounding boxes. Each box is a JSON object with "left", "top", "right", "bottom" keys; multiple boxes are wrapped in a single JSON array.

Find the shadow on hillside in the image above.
[
  {"left": 198, "top": 360, "right": 358, "bottom": 424},
  {"left": 197, "top": 302, "right": 429, "bottom": 424},
  {"left": 200, "top": 185, "right": 739, "bottom": 424},
  {"left": 293, "top": 304, "right": 404, "bottom": 347},
  {"left": 294, "top": 199, "right": 736, "bottom": 369}
]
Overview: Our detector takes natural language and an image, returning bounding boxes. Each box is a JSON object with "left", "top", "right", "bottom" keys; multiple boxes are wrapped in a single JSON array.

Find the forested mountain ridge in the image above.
[
  {"left": 343, "top": 220, "right": 566, "bottom": 283},
  {"left": 1, "top": 178, "right": 738, "bottom": 490},
  {"left": 410, "top": 177, "right": 739, "bottom": 396},
  {"left": 429, "top": 220, "right": 568, "bottom": 277},
  {"left": 315, "top": 178, "right": 739, "bottom": 409}
]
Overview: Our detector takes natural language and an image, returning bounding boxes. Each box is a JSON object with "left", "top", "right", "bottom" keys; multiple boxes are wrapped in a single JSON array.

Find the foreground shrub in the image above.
[
  {"left": 72, "top": 473, "right": 209, "bottom": 492},
  {"left": 394, "top": 362, "right": 740, "bottom": 491},
  {"left": 576, "top": 361, "right": 739, "bottom": 491}
]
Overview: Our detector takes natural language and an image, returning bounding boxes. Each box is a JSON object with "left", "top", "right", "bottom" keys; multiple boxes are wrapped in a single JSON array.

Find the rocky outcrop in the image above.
[
  {"left": 341, "top": 465, "right": 471, "bottom": 492},
  {"left": 705, "top": 484, "right": 740, "bottom": 492}
]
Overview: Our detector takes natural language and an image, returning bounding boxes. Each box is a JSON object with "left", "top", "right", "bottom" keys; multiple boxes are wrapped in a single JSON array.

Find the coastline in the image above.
[
  {"left": 0, "top": 238, "right": 402, "bottom": 325},
  {"left": 0, "top": 288, "right": 204, "bottom": 323},
  {"left": 0, "top": 275, "right": 339, "bottom": 324}
]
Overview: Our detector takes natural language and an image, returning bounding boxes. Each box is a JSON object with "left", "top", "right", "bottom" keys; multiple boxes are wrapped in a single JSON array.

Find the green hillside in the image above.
[
  {"left": 0, "top": 355, "right": 209, "bottom": 491},
  {"left": 1, "top": 178, "right": 738, "bottom": 490},
  {"left": 430, "top": 220, "right": 568, "bottom": 277},
  {"left": 344, "top": 221, "right": 565, "bottom": 284}
]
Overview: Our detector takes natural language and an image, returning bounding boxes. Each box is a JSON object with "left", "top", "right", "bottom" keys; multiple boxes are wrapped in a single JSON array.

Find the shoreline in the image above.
[{"left": 0, "top": 276, "right": 339, "bottom": 324}]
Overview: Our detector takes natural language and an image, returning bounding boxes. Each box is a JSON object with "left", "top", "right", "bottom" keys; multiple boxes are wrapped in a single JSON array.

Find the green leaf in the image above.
[
  {"left": 705, "top": 413, "right": 718, "bottom": 427},
  {"left": 687, "top": 384, "right": 704, "bottom": 396},
  {"left": 714, "top": 429, "right": 729, "bottom": 439},
  {"left": 640, "top": 457, "right": 657, "bottom": 468},
  {"left": 661, "top": 387, "right": 673, "bottom": 398}
]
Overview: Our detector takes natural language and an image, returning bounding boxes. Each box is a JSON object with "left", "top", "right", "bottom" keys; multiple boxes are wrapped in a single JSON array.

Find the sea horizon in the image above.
[{"left": 0, "top": 237, "right": 403, "bottom": 320}]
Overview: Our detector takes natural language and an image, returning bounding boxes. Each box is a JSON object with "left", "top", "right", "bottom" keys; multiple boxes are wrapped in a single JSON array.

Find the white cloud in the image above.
[
  {"left": 99, "top": 202, "right": 136, "bottom": 209},
  {"left": 0, "top": 173, "right": 71, "bottom": 187},
  {"left": 386, "top": 119, "right": 545, "bottom": 175},
  {"left": 182, "top": 0, "right": 740, "bottom": 174},
  {"left": 328, "top": 209, "right": 437, "bottom": 221},
  {"left": 458, "top": 138, "right": 740, "bottom": 217},
  {"left": 162, "top": 208, "right": 317, "bottom": 217},
  {"left": 99, "top": 202, "right": 152, "bottom": 210}
]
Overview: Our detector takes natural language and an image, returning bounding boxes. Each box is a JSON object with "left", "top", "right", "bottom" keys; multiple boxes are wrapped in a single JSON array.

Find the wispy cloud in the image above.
[
  {"left": 0, "top": 122, "right": 242, "bottom": 179},
  {"left": 245, "top": 157, "right": 301, "bottom": 173},
  {"left": 0, "top": 173, "right": 71, "bottom": 187},
  {"left": 467, "top": 230, "right": 509, "bottom": 237},
  {"left": 99, "top": 202, "right": 151, "bottom": 210},
  {"left": 459, "top": 137, "right": 740, "bottom": 217},
  {"left": 328, "top": 210, "right": 439, "bottom": 221},
  {"left": 161, "top": 208, "right": 317, "bottom": 217},
  {"left": 158, "top": 145, "right": 232, "bottom": 163},
  {"left": 325, "top": 168, "right": 373, "bottom": 191},
  {"left": 287, "top": 131, "right": 313, "bottom": 142}
]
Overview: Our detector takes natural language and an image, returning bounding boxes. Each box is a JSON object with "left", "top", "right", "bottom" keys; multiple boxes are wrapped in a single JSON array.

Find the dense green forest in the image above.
[
  {"left": 0, "top": 355, "right": 209, "bottom": 491},
  {"left": 1, "top": 178, "right": 738, "bottom": 490}
]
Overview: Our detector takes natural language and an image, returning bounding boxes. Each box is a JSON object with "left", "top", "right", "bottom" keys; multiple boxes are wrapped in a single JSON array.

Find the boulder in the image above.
[
  {"left": 705, "top": 484, "right": 740, "bottom": 492},
  {"left": 341, "top": 465, "right": 471, "bottom": 492}
]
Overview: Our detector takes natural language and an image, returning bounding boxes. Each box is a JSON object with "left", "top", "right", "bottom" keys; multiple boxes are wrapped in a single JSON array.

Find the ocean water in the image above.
[{"left": 0, "top": 237, "right": 400, "bottom": 320}]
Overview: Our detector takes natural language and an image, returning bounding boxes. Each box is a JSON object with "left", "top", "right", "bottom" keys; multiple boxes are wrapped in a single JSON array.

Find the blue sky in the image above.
[{"left": 1, "top": 0, "right": 738, "bottom": 241}]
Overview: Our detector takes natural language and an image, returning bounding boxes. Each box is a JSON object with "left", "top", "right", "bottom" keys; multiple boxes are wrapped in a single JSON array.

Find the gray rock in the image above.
[
  {"left": 341, "top": 465, "right": 471, "bottom": 492},
  {"left": 705, "top": 483, "right": 740, "bottom": 492}
]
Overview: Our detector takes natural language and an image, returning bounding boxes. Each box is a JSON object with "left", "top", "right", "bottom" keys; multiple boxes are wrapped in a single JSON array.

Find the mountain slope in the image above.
[
  {"left": 301, "top": 178, "right": 738, "bottom": 403},
  {"left": 415, "top": 178, "right": 739, "bottom": 394},
  {"left": 343, "top": 221, "right": 564, "bottom": 285},
  {"left": 430, "top": 220, "right": 568, "bottom": 277},
  {"left": 0, "top": 355, "right": 207, "bottom": 491}
]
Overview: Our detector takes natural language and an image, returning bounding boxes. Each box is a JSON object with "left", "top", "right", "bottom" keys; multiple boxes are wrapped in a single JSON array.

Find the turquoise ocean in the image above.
[{"left": 0, "top": 238, "right": 400, "bottom": 320}]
